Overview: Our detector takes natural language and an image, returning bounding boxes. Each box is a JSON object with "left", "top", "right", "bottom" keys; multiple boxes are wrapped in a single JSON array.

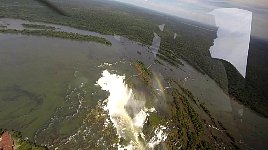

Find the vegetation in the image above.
[
  {"left": 15, "top": 140, "right": 47, "bottom": 150},
  {"left": 22, "top": 23, "right": 56, "bottom": 30},
  {"left": 140, "top": 77, "right": 238, "bottom": 149},
  {"left": 127, "top": 62, "right": 223, "bottom": 149},
  {"left": 200, "top": 103, "right": 216, "bottom": 124},
  {"left": 247, "top": 37, "right": 268, "bottom": 105},
  {"left": 14, "top": 134, "right": 47, "bottom": 150},
  {"left": 169, "top": 79, "right": 239, "bottom": 149},
  {"left": 221, "top": 59, "right": 268, "bottom": 117},
  {"left": 156, "top": 53, "right": 183, "bottom": 68},
  {"left": 154, "top": 59, "right": 164, "bottom": 65},
  {"left": 133, "top": 61, "right": 153, "bottom": 84},
  {"left": 0, "top": 28, "right": 111, "bottom": 45},
  {"left": 172, "top": 79, "right": 198, "bottom": 105},
  {"left": 143, "top": 84, "right": 209, "bottom": 149}
]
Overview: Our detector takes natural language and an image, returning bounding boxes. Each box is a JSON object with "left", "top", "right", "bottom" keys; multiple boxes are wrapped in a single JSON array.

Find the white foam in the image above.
[
  {"left": 97, "top": 70, "right": 162, "bottom": 149},
  {"left": 114, "top": 35, "right": 121, "bottom": 41},
  {"left": 209, "top": 8, "right": 252, "bottom": 77},
  {"left": 97, "top": 62, "right": 113, "bottom": 68},
  {"left": 147, "top": 125, "right": 168, "bottom": 148},
  {"left": 133, "top": 109, "right": 148, "bottom": 128}
]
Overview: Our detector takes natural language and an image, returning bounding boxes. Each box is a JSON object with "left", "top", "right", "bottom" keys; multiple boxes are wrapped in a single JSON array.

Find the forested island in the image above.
[{"left": 0, "top": 28, "right": 111, "bottom": 45}]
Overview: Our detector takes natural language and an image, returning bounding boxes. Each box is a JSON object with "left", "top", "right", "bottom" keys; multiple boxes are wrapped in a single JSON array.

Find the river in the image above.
[{"left": 0, "top": 18, "right": 267, "bottom": 149}]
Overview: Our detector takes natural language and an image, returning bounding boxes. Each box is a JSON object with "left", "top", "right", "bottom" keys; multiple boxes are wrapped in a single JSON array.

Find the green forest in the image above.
[{"left": 221, "top": 60, "right": 268, "bottom": 117}]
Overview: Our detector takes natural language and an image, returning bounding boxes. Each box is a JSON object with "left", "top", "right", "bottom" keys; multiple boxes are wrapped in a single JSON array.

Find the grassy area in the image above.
[
  {"left": 22, "top": 23, "right": 56, "bottom": 30},
  {"left": 0, "top": 28, "right": 111, "bottom": 45}
]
